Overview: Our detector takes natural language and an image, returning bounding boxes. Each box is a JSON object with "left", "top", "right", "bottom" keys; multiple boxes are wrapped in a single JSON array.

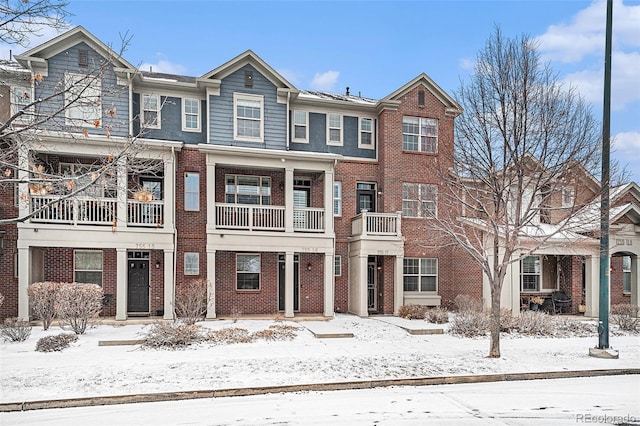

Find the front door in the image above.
[
  {"left": 278, "top": 254, "right": 300, "bottom": 311},
  {"left": 367, "top": 256, "right": 377, "bottom": 312},
  {"left": 357, "top": 182, "right": 376, "bottom": 214},
  {"left": 128, "top": 252, "right": 150, "bottom": 313},
  {"left": 293, "top": 179, "right": 311, "bottom": 230}
]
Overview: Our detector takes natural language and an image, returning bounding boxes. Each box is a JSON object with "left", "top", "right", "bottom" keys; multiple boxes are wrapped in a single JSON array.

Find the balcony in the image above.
[
  {"left": 215, "top": 203, "right": 325, "bottom": 232},
  {"left": 351, "top": 211, "right": 402, "bottom": 238},
  {"left": 29, "top": 195, "right": 165, "bottom": 228}
]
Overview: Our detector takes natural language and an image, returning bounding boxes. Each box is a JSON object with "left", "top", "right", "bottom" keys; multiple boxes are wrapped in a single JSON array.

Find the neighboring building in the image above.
[{"left": 0, "top": 27, "right": 638, "bottom": 321}]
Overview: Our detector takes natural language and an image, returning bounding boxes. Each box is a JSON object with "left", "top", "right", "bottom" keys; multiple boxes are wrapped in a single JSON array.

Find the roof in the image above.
[
  {"left": 381, "top": 73, "right": 462, "bottom": 115},
  {"left": 298, "top": 90, "right": 377, "bottom": 105}
]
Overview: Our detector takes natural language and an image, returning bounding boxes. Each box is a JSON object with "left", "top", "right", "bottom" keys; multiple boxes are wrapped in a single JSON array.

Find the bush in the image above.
[
  {"left": 553, "top": 317, "right": 596, "bottom": 337},
  {"left": 0, "top": 318, "right": 32, "bottom": 342},
  {"left": 610, "top": 304, "right": 639, "bottom": 332},
  {"left": 449, "top": 311, "right": 489, "bottom": 337},
  {"left": 143, "top": 322, "right": 203, "bottom": 349},
  {"left": 425, "top": 307, "right": 449, "bottom": 324},
  {"left": 206, "top": 327, "right": 254, "bottom": 345},
  {"left": 454, "top": 294, "right": 483, "bottom": 313},
  {"left": 398, "top": 304, "right": 428, "bottom": 320},
  {"left": 175, "top": 279, "right": 210, "bottom": 325},
  {"left": 499, "top": 308, "right": 517, "bottom": 332},
  {"left": 35, "top": 333, "right": 78, "bottom": 352},
  {"left": 28, "top": 281, "right": 64, "bottom": 330},
  {"left": 514, "top": 310, "right": 554, "bottom": 336},
  {"left": 55, "top": 283, "right": 104, "bottom": 334},
  {"left": 252, "top": 324, "right": 299, "bottom": 341}
]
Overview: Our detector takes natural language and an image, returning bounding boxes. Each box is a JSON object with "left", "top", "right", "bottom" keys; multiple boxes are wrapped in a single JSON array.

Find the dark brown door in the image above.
[
  {"left": 357, "top": 183, "right": 376, "bottom": 214},
  {"left": 128, "top": 259, "right": 149, "bottom": 313},
  {"left": 278, "top": 255, "right": 300, "bottom": 311}
]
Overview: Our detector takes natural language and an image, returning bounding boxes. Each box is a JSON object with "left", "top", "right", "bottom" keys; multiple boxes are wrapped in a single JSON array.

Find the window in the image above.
[
  {"left": 334, "top": 255, "right": 342, "bottom": 276},
  {"left": 418, "top": 90, "right": 425, "bottom": 106},
  {"left": 225, "top": 175, "right": 271, "bottom": 205},
  {"left": 402, "top": 183, "right": 437, "bottom": 218},
  {"left": 623, "top": 256, "right": 631, "bottom": 294},
  {"left": 184, "top": 172, "right": 199, "bottom": 211},
  {"left": 65, "top": 72, "right": 101, "bottom": 127},
  {"left": 327, "top": 113, "right": 342, "bottom": 145},
  {"left": 184, "top": 252, "right": 199, "bottom": 275},
  {"left": 182, "top": 98, "right": 200, "bottom": 132},
  {"left": 237, "top": 254, "right": 260, "bottom": 290},
  {"left": 74, "top": 250, "right": 103, "bottom": 285},
  {"left": 521, "top": 256, "right": 541, "bottom": 292},
  {"left": 402, "top": 116, "right": 438, "bottom": 153},
  {"left": 403, "top": 258, "right": 437, "bottom": 292},
  {"left": 11, "top": 85, "right": 31, "bottom": 122},
  {"left": 562, "top": 187, "right": 575, "bottom": 207},
  {"left": 359, "top": 117, "right": 373, "bottom": 148},
  {"left": 142, "top": 94, "right": 160, "bottom": 128},
  {"left": 292, "top": 110, "right": 308, "bottom": 142},
  {"left": 333, "top": 182, "right": 342, "bottom": 216},
  {"left": 234, "top": 93, "right": 263, "bottom": 142}
]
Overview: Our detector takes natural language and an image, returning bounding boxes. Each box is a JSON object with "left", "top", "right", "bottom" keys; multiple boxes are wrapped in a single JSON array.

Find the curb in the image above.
[{"left": 1, "top": 368, "right": 638, "bottom": 412}]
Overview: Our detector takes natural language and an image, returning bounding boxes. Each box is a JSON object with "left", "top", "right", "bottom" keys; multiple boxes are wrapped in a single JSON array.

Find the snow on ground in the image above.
[{"left": 1, "top": 314, "right": 638, "bottom": 404}]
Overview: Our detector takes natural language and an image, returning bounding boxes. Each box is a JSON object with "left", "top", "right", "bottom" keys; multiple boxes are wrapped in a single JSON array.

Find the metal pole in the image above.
[{"left": 598, "top": 0, "right": 613, "bottom": 349}]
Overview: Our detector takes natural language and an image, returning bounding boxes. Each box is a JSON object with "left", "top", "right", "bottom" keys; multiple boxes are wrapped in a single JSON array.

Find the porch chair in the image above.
[{"left": 551, "top": 291, "right": 572, "bottom": 315}]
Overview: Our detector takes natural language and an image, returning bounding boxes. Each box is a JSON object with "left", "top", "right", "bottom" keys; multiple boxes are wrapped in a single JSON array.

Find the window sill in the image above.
[
  {"left": 236, "top": 289, "right": 261, "bottom": 293},
  {"left": 402, "top": 150, "right": 438, "bottom": 156}
]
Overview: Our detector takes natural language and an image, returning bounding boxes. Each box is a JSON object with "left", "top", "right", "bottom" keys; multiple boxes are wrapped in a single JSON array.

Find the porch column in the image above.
[
  {"left": 163, "top": 249, "right": 175, "bottom": 320},
  {"left": 358, "top": 254, "right": 368, "bottom": 316},
  {"left": 323, "top": 252, "right": 334, "bottom": 317},
  {"left": 631, "top": 256, "right": 639, "bottom": 308},
  {"left": 116, "top": 157, "right": 127, "bottom": 229},
  {"left": 323, "top": 170, "right": 334, "bottom": 234},
  {"left": 206, "top": 159, "right": 216, "bottom": 231},
  {"left": 394, "top": 255, "right": 404, "bottom": 316},
  {"left": 17, "top": 246, "right": 31, "bottom": 321},
  {"left": 17, "top": 144, "right": 29, "bottom": 220},
  {"left": 163, "top": 158, "right": 175, "bottom": 230},
  {"left": 285, "top": 168, "right": 294, "bottom": 233},
  {"left": 206, "top": 248, "right": 216, "bottom": 319},
  {"left": 285, "top": 251, "right": 294, "bottom": 317},
  {"left": 585, "top": 255, "right": 600, "bottom": 317},
  {"left": 505, "top": 260, "right": 521, "bottom": 314},
  {"left": 115, "top": 248, "right": 127, "bottom": 321}
]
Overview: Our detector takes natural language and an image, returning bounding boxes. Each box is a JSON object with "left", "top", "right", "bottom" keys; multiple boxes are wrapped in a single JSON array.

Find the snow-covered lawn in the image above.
[{"left": 1, "top": 314, "right": 638, "bottom": 404}]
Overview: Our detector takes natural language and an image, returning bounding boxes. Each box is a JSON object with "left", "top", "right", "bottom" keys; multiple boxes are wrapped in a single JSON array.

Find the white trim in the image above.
[
  {"left": 64, "top": 72, "right": 102, "bottom": 127},
  {"left": 141, "top": 93, "right": 161, "bottom": 129},
  {"left": 520, "top": 255, "right": 543, "bottom": 292},
  {"left": 326, "top": 113, "right": 343, "bottom": 146},
  {"left": 184, "top": 252, "right": 200, "bottom": 275},
  {"left": 358, "top": 117, "right": 374, "bottom": 149},
  {"left": 402, "top": 116, "right": 438, "bottom": 153},
  {"left": 291, "top": 110, "right": 308, "bottom": 143},
  {"left": 184, "top": 172, "right": 200, "bottom": 211},
  {"left": 402, "top": 182, "right": 437, "bottom": 218},
  {"left": 334, "top": 255, "right": 342, "bottom": 277},
  {"left": 181, "top": 98, "right": 201, "bottom": 132},
  {"left": 333, "top": 181, "right": 342, "bottom": 217},
  {"left": 74, "top": 249, "right": 103, "bottom": 285},
  {"left": 233, "top": 92, "right": 264, "bottom": 143},
  {"left": 236, "top": 253, "right": 261, "bottom": 291},
  {"left": 403, "top": 257, "right": 438, "bottom": 293}
]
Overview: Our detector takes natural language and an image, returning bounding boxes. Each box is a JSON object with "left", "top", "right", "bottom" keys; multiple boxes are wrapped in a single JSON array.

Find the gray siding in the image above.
[
  {"left": 132, "top": 95, "right": 206, "bottom": 144},
  {"left": 290, "top": 112, "right": 376, "bottom": 159},
  {"left": 34, "top": 42, "right": 129, "bottom": 137},
  {"left": 209, "top": 64, "right": 286, "bottom": 149}
]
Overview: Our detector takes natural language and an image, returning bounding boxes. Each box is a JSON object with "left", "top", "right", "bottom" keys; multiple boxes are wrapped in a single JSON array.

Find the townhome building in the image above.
[{"left": 1, "top": 27, "right": 638, "bottom": 321}]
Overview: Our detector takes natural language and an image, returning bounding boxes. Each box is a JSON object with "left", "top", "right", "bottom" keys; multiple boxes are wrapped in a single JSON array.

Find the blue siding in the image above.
[
  {"left": 209, "top": 64, "right": 286, "bottom": 149},
  {"left": 290, "top": 112, "right": 376, "bottom": 159},
  {"left": 34, "top": 42, "right": 129, "bottom": 137},
  {"left": 132, "top": 95, "right": 206, "bottom": 144}
]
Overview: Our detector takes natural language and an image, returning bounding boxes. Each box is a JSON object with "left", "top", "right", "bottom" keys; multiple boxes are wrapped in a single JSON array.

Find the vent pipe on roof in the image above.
[{"left": 345, "top": 87, "right": 350, "bottom": 96}]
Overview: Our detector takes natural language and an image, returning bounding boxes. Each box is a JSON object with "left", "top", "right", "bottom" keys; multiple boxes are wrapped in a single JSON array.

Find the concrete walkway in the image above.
[
  {"left": 372, "top": 316, "right": 445, "bottom": 335},
  {"left": 302, "top": 321, "right": 354, "bottom": 338}
]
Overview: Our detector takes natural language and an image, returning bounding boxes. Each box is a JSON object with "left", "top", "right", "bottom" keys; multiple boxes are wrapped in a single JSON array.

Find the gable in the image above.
[{"left": 381, "top": 73, "right": 461, "bottom": 116}]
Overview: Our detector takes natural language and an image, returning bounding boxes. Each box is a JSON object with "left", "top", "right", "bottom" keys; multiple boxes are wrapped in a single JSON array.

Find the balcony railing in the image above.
[
  {"left": 215, "top": 203, "right": 325, "bottom": 232},
  {"left": 351, "top": 211, "right": 402, "bottom": 237},
  {"left": 128, "top": 199, "right": 164, "bottom": 227},
  {"left": 30, "top": 195, "right": 116, "bottom": 226}
]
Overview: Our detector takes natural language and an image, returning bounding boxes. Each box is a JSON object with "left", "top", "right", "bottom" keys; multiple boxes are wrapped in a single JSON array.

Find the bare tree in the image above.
[
  {"left": 1, "top": 0, "right": 70, "bottom": 46},
  {"left": 426, "top": 27, "right": 603, "bottom": 358}
]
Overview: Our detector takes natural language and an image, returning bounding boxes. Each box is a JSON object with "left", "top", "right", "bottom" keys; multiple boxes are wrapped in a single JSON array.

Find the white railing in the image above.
[
  {"left": 293, "top": 207, "right": 325, "bottom": 232},
  {"left": 128, "top": 200, "right": 164, "bottom": 227},
  {"left": 351, "top": 211, "right": 402, "bottom": 237},
  {"left": 30, "top": 195, "right": 116, "bottom": 226},
  {"left": 216, "top": 203, "right": 285, "bottom": 231}
]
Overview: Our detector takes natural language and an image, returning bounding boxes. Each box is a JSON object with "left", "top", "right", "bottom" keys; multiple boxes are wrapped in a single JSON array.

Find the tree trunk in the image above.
[{"left": 488, "top": 281, "right": 501, "bottom": 357}]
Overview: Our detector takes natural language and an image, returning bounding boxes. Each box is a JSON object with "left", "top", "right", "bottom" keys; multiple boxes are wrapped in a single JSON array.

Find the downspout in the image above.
[
  {"left": 127, "top": 72, "right": 133, "bottom": 136},
  {"left": 171, "top": 145, "right": 177, "bottom": 320},
  {"left": 286, "top": 91, "right": 290, "bottom": 150}
]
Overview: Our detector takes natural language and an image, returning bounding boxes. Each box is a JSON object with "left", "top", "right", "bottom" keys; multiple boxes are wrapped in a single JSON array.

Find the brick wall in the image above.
[
  {"left": 611, "top": 255, "right": 632, "bottom": 306},
  {"left": 0, "top": 178, "right": 18, "bottom": 319}
]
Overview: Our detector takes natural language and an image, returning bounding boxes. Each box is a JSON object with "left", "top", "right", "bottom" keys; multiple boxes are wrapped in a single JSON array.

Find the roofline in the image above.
[{"left": 382, "top": 73, "right": 462, "bottom": 114}]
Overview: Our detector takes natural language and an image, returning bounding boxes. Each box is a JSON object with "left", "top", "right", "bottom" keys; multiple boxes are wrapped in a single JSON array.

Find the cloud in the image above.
[
  {"left": 0, "top": 25, "right": 65, "bottom": 60},
  {"left": 140, "top": 54, "right": 187, "bottom": 75},
  {"left": 458, "top": 58, "right": 474, "bottom": 71},
  {"left": 612, "top": 131, "right": 640, "bottom": 179},
  {"left": 277, "top": 68, "right": 301, "bottom": 86},
  {"left": 310, "top": 70, "right": 339, "bottom": 91}
]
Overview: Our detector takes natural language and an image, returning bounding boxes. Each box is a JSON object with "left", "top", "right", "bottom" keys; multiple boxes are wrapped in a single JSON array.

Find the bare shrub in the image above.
[
  {"left": 425, "top": 307, "right": 449, "bottom": 324},
  {"left": 499, "top": 309, "right": 517, "bottom": 332},
  {"left": 454, "top": 295, "right": 483, "bottom": 313},
  {"left": 552, "top": 317, "right": 596, "bottom": 337},
  {"left": 206, "top": 327, "right": 254, "bottom": 345},
  {"left": 398, "top": 304, "right": 428, "bottom": 320},
  {"left": 175, "top": 279, "right": 210, "bottom": 325},
  {"left": 514, "top": 311, "right": 554, "bottom": 336},
  {"left": 142, "top": 322, "right": 203, "bottom": 349},
  {"left": 0, "top": 292, "right": 4, "bottom": 307},
  {"left": 55, "top": 283, "right": 104, "bottom": 334},
  {"left": 253, "top": 324, "right": 300, "bottom": 341},
  {"left": 28, "top": 281, "right": 64, "bottom": 330},
  {"left": 611, "top": 304, "right": 639, "bottom": 332},
  {"left": 449, "top": 311, "right": 489, "bottom": 337},
  {"left": 35, "top": 333, "right": 78, "bottom": 352},
  {"left": 1, "top": 318, "right": 32, "bottom": 342}
]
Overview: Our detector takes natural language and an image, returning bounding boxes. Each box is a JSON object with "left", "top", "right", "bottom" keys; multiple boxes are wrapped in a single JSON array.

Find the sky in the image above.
[{"left": 2, "top": 0, "right": 639, "bottom": 181}]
